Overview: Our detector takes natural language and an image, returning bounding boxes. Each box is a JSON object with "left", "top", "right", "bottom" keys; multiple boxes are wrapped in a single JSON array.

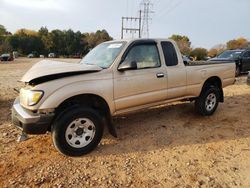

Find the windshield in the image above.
[
  {"left": 80, "top": 42, "right": 126, "bottom": 68},
  {"left": 217, "top": 51, "right": 242, "bottom": 59}
]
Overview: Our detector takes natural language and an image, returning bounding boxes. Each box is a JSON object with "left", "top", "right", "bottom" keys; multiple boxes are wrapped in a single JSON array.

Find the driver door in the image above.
[{"left": 113, "top": 41, "right": 168, "bottom": 111}]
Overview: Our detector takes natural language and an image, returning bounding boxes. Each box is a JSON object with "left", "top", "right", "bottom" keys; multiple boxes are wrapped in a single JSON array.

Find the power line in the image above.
[
  {"left": 156, "top": 0, "right": 175, "bottom": 18},
  {"left": 156, "top": 0, "right": 184, "bottom": 19},
  {"left": 154, "top": 0, "right": 161, "bottom": 6}
]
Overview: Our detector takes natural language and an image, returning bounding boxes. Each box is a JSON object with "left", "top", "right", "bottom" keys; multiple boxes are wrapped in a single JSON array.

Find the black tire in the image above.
[
  {"left": 235, "top": 66, "right": 240, "bottom": 77},
  {"left": 51, "top": 107, "right": 104, "bottom": 156},
  {"left": 195, "top": 86, "right": 220, "bottom": 116}
]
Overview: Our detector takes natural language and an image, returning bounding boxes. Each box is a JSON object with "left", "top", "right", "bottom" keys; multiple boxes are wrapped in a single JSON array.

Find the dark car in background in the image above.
[
  {"left": 209, "top": 49, "right": 250, "bottom": 76},
  {"left": 0, "top": 53, "right": 13, "bottom": 61}
]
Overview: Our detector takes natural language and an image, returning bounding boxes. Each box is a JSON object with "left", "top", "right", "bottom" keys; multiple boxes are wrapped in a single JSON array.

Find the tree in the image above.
[
  {"left": 85, "top": 30, "right": 113, "bottom": 49},
  {"left": 0, "top": 25, "right": 12, "bottom": 54},
  {"left": 190, "top": 48, "right": 208, "bottom": 60},
  {"left": 214, "top": 44, "right": 226, "bottom": 54},
  {"left": 65, "top": 29, "right": 81, "bottom": 56},
  {"left": 0, "top": 25, "right": 11, "bottom": 36},
  {"left": 0, "top": 38, "right": 13, "bottom": 54},
  {"left": 11, "top": 29, "right": 44, "bottom": 55},
  {"left": 169, "top": 34, "right": 192, "bottom": 55},
  {"left": 208, "top": 48, "right": 218, "bottom": 58},
  {"left": 38, "top": 27, "right": 51, "bottom": 54},
  {"left": 49, "top": 29, "right": 65, "bottom": 55},
  {"left": 66, "top": 30, "right": 87, "bottom": 56},
  {"left": 226, "top": 37, "right": 249, "bottom": 50},
  {"left": 15, "top": 29, "right": 38, "bottom": 37},
  {"left": 0, "top": 26, "right": 113, "bottom": 56},
  {"left": 208, "top": 44, "right": 226, "bottom": 57},
  {"left": 0, "top": 25, "right": 7, "bottom": 36}
]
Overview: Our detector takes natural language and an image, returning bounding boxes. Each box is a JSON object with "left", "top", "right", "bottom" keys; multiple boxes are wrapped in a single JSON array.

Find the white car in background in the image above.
[
  {"left": 27, "top": 53, "right": 34, "bottom": 58},
  {"left": 48, "top": 53, "right": 56, "bottom": 58}
]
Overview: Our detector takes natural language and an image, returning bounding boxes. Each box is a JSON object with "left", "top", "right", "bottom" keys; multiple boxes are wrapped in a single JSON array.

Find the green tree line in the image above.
[{"left": 0, "top": 25, "right": 112, "bottom": 57}]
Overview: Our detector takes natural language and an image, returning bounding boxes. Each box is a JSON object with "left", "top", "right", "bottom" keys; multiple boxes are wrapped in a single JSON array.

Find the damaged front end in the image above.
[
  {"left": 12, "top": 60, "right": 102, "bottom": 135},
  {"left": 20, "top": 59, "right": 102, "bottom": 85},
  {"left": 12, "top": 97, "right": 54, "bottom": 134}
]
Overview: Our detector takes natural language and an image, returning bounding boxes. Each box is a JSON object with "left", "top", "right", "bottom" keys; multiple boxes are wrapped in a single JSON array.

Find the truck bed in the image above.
[{"left": 186, "top": 61, "right": 234, "bottom": 66}]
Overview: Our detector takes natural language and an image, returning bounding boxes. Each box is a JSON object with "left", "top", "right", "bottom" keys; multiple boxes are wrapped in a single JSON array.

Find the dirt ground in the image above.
[{"left": 0, "top": 58, "right": 250, "bottom": 188}]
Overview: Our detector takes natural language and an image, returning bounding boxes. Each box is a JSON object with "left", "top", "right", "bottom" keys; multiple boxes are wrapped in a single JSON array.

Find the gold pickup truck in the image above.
[{"left": 12, "top": 39, "right": 235, "bottom": 156}]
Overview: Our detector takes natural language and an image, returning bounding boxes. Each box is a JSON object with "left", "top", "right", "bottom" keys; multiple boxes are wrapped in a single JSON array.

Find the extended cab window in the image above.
[
  {"left": 123, "top": 44, "right": 160, "bottom": 69},
  {"left": 161, "top": 42, "right": 178, "bottom": 66}
]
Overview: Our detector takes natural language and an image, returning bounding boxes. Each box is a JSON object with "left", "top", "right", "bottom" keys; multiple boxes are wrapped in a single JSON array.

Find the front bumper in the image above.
[{"left": 12, "top": 98, "right": 54, "bottom": 134}]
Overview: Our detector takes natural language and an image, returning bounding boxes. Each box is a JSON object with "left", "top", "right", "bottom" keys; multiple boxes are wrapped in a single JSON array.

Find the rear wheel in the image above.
[
  {"left": 195, "top": 86, "right": 220, "bottom": 116},
  {"left": 52, "top": 107, "right": 103, "bottom": 156}
]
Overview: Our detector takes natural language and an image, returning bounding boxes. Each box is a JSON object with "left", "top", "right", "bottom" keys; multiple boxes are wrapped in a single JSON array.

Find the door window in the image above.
[
  {"left": 123, "top": 44, "right": 161, "bottom": 69},
  {"left": 161, "top": 42, "right": 178, "bottom": 66}
]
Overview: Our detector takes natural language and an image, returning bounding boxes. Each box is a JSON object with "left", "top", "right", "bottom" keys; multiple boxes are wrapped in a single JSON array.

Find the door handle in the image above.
[{"left": 156, "top": 73, "right": 165, "bottom": 78}]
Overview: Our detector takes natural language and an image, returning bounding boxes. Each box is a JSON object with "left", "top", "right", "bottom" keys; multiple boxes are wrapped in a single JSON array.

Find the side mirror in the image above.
[{"left": 118, "top": 60, "right": 137, "bottom": 71}]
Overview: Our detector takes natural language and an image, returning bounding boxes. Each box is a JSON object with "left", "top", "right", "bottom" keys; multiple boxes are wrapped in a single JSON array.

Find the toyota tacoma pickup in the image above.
[{"left": 12, "top": 39, "right": 235, "bottom": 156}]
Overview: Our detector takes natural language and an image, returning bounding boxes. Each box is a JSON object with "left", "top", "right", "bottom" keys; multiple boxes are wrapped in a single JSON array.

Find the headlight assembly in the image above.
[{"left": 20, "top": 89, "right": 44, "bottom": 106}]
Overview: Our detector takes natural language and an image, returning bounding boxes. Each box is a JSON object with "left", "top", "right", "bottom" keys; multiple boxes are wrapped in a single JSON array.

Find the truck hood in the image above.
[{"left": 20, "top": 60, "right": 102, "bottom": 85}]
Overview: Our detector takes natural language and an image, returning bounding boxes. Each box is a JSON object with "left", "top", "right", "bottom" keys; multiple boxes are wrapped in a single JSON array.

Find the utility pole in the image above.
[
  {"left": 141, "top": 0, "right": 154, "bottom": 38},
  {"left": 121, "top": 10, "right": 142, "bottom": 39},
  {"left": 139, "top": 10, "right": 142, "bottom": 38}
]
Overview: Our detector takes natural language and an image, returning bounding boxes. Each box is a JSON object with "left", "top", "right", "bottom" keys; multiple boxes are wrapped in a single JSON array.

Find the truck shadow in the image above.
[{"left": 96, "top": 93, "right": 250, "bottom": 156}]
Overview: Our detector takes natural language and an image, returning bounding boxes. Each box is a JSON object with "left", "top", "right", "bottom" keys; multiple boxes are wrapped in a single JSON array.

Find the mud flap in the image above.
[
  {"left": 219, "top": 88, "right": 224, "bottom": 102},
  {"left": 105, "top": 115, "right": 117, "bottom": 138}
]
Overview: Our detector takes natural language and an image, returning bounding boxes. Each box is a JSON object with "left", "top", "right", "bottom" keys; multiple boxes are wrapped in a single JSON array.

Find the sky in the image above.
[{"left": 0, "top": 0, "right": 249, "bottom": 49}]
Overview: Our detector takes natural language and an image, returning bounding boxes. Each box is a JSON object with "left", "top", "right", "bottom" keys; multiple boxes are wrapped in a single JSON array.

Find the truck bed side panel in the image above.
[{"left": 185, "top": 63, "right": 235, "bottom": 97}]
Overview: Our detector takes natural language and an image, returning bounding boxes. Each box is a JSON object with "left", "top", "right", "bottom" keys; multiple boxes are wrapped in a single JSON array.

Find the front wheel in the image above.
[
  {"left": 52, "top": 107, "right": 104, "bottom": 156},
  {"left": 195, "top": 86, "right": 220, "bottom": 116}
]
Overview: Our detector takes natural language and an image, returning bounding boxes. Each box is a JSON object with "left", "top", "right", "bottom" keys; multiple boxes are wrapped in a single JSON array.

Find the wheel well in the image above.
[
  {"left": 56, "top": 94, "right": 111, "bottom": 117},
  {"left": 203, "top": 76, "right": 222, "bottom": 89},
  {"left": 201, "top": 76, "right": 223, "bottom": 102},
  {"left": 49, "top": 94, "right": 117, "bottom": 137}
]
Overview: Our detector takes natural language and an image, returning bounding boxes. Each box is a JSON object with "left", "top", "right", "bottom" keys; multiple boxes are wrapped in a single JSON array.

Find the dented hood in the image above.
[{"left": 20, "top": 60, "right": 102, "bottom": 84}]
